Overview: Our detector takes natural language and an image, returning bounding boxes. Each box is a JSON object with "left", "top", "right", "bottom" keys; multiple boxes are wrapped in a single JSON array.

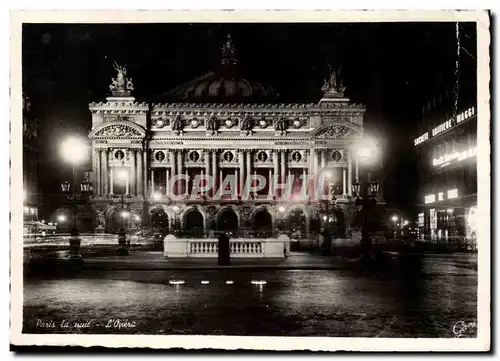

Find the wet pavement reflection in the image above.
[{"left": 23, "top": 254, "right": 477, "bottom": 337}]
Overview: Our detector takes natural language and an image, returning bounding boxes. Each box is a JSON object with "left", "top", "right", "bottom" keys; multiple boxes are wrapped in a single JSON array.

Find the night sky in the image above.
[{"left": 22, "top": 22, "right": 477, "bottom": 217}]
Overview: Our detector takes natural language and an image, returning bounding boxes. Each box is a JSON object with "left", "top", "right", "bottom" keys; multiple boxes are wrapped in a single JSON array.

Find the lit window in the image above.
[
  {"left": 438, "top": 192, "right": 444, "bottom": 201},
  {"left": 425, "top": 194, "right": 436, "bottom": 204},
  {"left": 23, "top": 206, "right": 29, "bottom": 215},
  {"left": 447, "top": 189, "right": 458, "bottom": 199}
]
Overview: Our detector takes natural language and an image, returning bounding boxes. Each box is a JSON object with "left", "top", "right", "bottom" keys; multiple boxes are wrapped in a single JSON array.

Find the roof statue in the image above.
[
  {"left": 221, "top": 34, "right": 238, "bottom": 65},
  {"left": 321, "top": 63, "right": 347, "bottom": 98},
  {"left": 109, "top": 61, "right": 134, "bottom": 97}
]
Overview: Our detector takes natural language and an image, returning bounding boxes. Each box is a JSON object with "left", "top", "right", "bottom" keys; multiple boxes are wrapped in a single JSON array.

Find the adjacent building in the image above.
[
  {"left": 23, "top": 93, "right": 40, "bottom": 222},
  {"left": 414, "top": 85, "right": 477, "bottom": 247}
]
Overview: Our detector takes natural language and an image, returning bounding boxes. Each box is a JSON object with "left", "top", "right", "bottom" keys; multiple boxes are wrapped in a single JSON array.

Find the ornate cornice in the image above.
[
  {"left": 88, "top": 101, "right": 150, "bottom": 114},
  {"left": 150, "top": 102, "right": 366, "bottom": 114}
]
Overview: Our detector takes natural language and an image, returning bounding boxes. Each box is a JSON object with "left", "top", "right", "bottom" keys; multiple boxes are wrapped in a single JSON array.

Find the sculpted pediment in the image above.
[
  {"left": 91, "top": 121, "right": 146, "bottom": 139},
  {"left": 311, "top": 124, "right": 362, "bottom": 140}
]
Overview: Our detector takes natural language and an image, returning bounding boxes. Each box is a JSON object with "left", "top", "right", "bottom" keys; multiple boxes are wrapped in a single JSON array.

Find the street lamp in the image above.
[
  {"left": 172, "top": 205, "right": 181, "bottom": 236},
  {"left": 60, "top": 136, "right": 89, "bottom": 263},
  {"left": 351, "top": 178, "right": 379, "bottom": 262},
  {"left": 113, "top": 168, "right": 132, "bottom": 256},
  {"left": 57, "top": 214, "right": 67, "bottom": 224}
]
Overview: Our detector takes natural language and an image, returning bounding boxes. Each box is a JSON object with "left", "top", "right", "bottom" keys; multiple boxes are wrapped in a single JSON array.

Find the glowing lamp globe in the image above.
[
  {"left": 116, "top": 168, "right": 129, "bottom": 182},
  {"left": 60, "top": 137, "right": 87, "bottom": 164}
]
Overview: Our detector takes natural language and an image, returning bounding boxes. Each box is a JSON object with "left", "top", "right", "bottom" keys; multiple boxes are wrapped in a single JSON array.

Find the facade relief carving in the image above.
[
  {"left": 275, "top": 117, "right": 288, "bottom": 135},
  {"left": 241, "top": 206, "right": 253, "bottom": 221},
  {"left": 95, "top": 209, "right": 106, "bottom": 228},
  {"left": 94, "top": 124, "right": 143, "bottom": 138},
  {"left": 206, "top": 114, "right": 220, "bottom": 135},
  {"left": 313, "top": 125, "right": 359, "bottom": 139},
  {"left": 171, "top": 115, "right": 184, "bottom": 135},
  {"left": 240, "top": 115, "right": 253, "bottom": 135}
]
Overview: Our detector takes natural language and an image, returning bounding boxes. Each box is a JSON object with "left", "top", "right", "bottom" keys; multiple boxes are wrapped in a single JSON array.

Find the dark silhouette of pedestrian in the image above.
[{"left": 218, "top": 232, "right": 231, "bottom": 265}]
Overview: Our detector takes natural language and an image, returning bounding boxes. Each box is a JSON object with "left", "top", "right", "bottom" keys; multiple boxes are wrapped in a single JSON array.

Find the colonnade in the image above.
[{"left": 92, "top": 148, "right": 360, "bottom": 198}]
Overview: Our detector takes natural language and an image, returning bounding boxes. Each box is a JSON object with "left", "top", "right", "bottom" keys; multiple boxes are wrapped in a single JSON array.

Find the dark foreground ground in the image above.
[{"left": 23, "top": 252, "right": 477, "bottom": 338}]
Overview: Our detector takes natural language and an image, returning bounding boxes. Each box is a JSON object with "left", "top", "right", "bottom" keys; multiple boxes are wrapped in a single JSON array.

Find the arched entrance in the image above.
[
  {"left": 150, "top": 206, "right": 169, "bottom": 235},
  {"left": 78, "top": 206, "right": 96, "bottom": 233},
  {"left": 253, "top": 209, "right": 273, "bottom": 237},
  {"left": 288, "top": 208, "right": 307, "bottom": 236},
  {"left": 106, "top": 208, "right": 130, "bottom": 234},
  {"left": 330, "top": 208, "right": 346, "bottom": 238},
  {"left": 184, "top": 208, "right": 204, "bottom": 237},
  {"left": 217, "top": 208, "right": 239, "bottom": 236}
]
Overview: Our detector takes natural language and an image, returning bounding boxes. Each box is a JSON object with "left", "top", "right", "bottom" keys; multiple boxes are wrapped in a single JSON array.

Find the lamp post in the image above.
[
  {"left": 60, "top": 137, "right": 90, "bottom": 263},
  {"left": 278, "top": 205, "right": 286, "bottom": 236},
  {"left": 113, "top": 168, "right": 132, "bottom": 256},
  {"left": 351, "top": 179, "right": 379, "bottom": 261},
  {"left": 172, "top": 205, "right": 181, "bottom": 236},
  {"left": 319, "top": 172, "right": 336, "bottom": 254},
  {"left": 391, "top": 215, "right": 399, "bottom": 240}
]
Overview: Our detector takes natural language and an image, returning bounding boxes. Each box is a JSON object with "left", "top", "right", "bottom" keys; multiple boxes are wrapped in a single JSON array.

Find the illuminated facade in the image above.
[
  {"left": 23, "top": 93, "right": 40, "bottom": 222},
  {"left": 86, "top": 36, "right": 375, "bottom": 239},
  {"left": 414, "top": 86, "right": 477, "bottom": 246}
]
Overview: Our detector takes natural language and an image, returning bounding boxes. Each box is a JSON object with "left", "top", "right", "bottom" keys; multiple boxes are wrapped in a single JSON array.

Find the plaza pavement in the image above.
[{"left": 80, "top": 251, "right": 356, "bottom": 270}]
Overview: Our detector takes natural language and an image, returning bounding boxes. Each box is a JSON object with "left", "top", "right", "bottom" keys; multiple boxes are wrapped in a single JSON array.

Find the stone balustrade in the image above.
[{"left": 164, "top": 234, "right": 288, "bottom": 259}]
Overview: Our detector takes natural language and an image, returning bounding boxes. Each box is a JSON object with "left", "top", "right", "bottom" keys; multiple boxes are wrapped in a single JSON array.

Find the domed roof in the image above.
[{"left": 161, "top": 35, "right": 277, "bottom": 103}]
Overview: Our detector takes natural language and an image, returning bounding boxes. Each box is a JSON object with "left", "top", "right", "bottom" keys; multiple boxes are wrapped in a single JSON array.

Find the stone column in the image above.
[
  {"left": 104, "top": 149, "right": 110, "bottom": 196},
  {"left": 313, "top": 150, "right": 319, "bottom": 175},
  {"left": 150, "top": 169, "right": 155, "bottom": 193},
  {"left": 246, "top": 151, "right": 251, "bottom": 190},
  {"left": 205, "top": 150, "right": 210, "bottom": 176},
  {"left": 235, "top": 169, "right": 239, "bottom": 196},
  {"left": 212, "top": 151, "right": 217, "bottom": 193},
  {"left": 280, "top": 151, "right": 286, "bottom": 184},
  {"left": 348, "top": 151, "right": 353, "bottom": 196},
  {"left": 130, "top": 149, "right": 136, "bottom": 196},
  {"left": 177, "top": 151, "right": 184, "bottom": 194},
  {"left": 96, "top": 149, "right": 102, "bottom": 196},
  {"left": 143, "top": 150, "right": 148, "bottom": 197},
  {"left": 268, "top": 168, "right": 272, "bottom": 198},
  {"left": 205, "top": 150, "right": 210, "bottom": 195},
  {"left": 166, "top": 168, "right": 170, "bottom": 196},
  {"left": 355, "top": 157, "right": 359, "bottom": 181},
  {"left": 201, "top": 169, "right": 204, "bottom": 196},
  {"left": 273, "top": 151, "right": 279, "bottom": 191},
  {"left": 320, "top": 150, "right": 326, "bottom": 169},
  {"left": 219, "top": 169, "right": 223, "bottom": 192},
  {"left": 110, "top": 167, "right": 114, "bottom": 195},
  {"left": 137, "top": 150, "right": 143, "bottom": 197},
  {"left": 170, "top": 150, "right": 176, "bottom": 195},
  {"left": 126, "top": 171, "right": 130, "bottom": 195},
  {"left": 343, "top": 169, "right": 347, "bottom": 195},
  {"left": 239, "top": 150, "right": 245, "bottom": 196}
]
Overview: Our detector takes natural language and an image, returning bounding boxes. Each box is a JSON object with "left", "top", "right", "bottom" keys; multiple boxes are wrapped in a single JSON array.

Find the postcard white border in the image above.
[{"left": 9, "top": 9, "right": 490, "bottom": 351}]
